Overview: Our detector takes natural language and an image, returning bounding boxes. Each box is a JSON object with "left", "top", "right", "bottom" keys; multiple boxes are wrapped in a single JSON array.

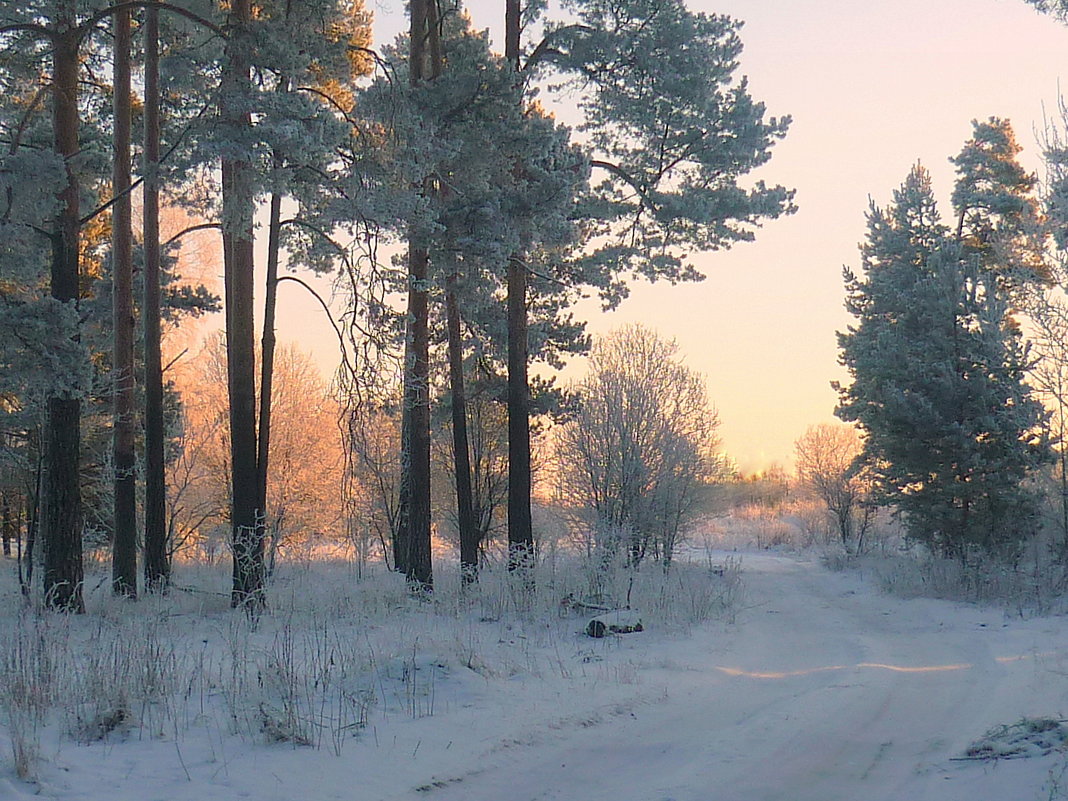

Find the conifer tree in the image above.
[
  {"left": 142, "top": 4, "right": 168, "bottom": 592},
  {"left": 162, "top": 0, "right": 368, "bottom": 608},
  {"left": 1, "top": 0, "right": 102, "bottom": 611},
  {"left": 837, "top": 164, "right": 1049, "bottom": 557},
  {"left": 111, "top": 4, "right": 137, "bottom": 597},
  {"left": 341, "top": 0, "right": 791, "bottom": 588},
  {"left": 950, "top": 117, "right": 1046, "bottom": 285}
]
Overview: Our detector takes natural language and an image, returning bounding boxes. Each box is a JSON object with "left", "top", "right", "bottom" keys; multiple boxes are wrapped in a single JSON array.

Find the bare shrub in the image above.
[
  {"left": 868, "top": 534, "right": 1068, "bottom": 615},
  {"left": 0, "top": 610, "right": 63, "bottom": 779}
]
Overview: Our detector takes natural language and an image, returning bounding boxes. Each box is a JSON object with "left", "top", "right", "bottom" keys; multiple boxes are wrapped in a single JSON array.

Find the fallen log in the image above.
[{"left": 586, "top": 609, "right": 643, "bottom": 638}]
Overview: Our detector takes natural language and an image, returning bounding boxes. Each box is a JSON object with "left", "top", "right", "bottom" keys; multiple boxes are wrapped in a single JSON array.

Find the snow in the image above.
[{"left": 3, "top": 551, "right": 1067, "bottom": 801}]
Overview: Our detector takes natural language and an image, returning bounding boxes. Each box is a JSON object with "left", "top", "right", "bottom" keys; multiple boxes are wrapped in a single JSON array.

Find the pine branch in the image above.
[
  {"left": 80, "top": 91, "right": 217, "bottom": 225},
  {"left": 523, "top": 24, "right": 595, "bottom": 72},
  {"left": 75, "top": 2, "right": 224, "bottom": 43},
  {"left": 0, "top": 22, "right": 54, "bottom": 39},
  {"left": 276, "top": 275, "right": 356, "bottom": 379},
  {"left": 164, "top": 222, "right": 221, "bottom": 247}
]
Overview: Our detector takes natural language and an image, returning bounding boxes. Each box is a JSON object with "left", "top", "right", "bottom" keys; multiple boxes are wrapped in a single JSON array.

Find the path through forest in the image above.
[{"left": 405, "top": 554, "right": 1068, "bottom": 801}]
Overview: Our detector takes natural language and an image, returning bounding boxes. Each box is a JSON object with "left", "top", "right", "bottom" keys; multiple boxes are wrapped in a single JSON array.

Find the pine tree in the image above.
[
  {"left": 950, "top": 117, "right": 1046, "bottom": 286},
  {"left": 837, "top": 164, "right": 1049, "bottom": 558},
  {"left": 1, "top": 0, "right": 99, "bottom": 612},
  {"left": 351, "top": 9, "right": 585, "bottom": 587},
  {"left": 111, "top": 4, "right": 137, "bottom": 598},
  {"left": 177, "top": 0, "right": 371, "bottom": 609},
  {"left": 503, "top": 0, "right": 795, "bottom": 574},
  {"left": 337, "top": 0, "right": 792, "bottom": 590},
  {"left": 142, "top": 4, "right": 168, "bottom": 593}
]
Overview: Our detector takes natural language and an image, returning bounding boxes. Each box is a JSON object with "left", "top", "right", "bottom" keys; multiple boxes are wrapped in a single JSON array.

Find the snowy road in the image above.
[
  {"left": 404, "top": 554, "right": 1068, "bottom": 801},
  {"left": 11, "top": 554, "right": 1067, "bottom": 801}
]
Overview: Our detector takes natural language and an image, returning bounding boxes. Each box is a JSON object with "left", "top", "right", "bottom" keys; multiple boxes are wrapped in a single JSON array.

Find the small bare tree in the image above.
[
  {"left": 1022, "top": 104, "right": 1068, "bottom": 552},
  {"left": 166, "top": 401, "right": 227, "bottom": 562},
  {"left": 343, "top": 397, "right": 402, "bottom": 572},
  {"left": 171, "top": 336, "right": 345, "bottom": 568},
  {"left": 555, "top": 325, "right": 727, "bottom": 571},
  {"left": 794, "top": 423, "right": 874, "bottom": 554},
  {"left": 433, "top": 384, "right": 528, "bottom": 571}
]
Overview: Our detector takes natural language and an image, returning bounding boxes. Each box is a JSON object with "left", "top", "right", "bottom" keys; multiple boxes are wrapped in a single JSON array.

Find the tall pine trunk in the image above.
[
  {"left": 394, "top": 400, "right": 410, "bottom": 574},
  {"left": 143, "top": 6, "right": 169, "bottom": 591},
  {"left": 419, "top": 1, "right": 476, "bottom": 585},
  {"left": 111, "top": 6, "right": 137, "bottom": 597},
  {"left": 222, "top": 0, "right": 265, "bottom": 610},
  {"left": 504, "top": 0, "right": 534, "bottom": 575},
  {"left": 256, "top": 187, "right": 283, "bottom": 555},
  {"left": 43, "top": 6, "right": 85, "bottom": 612},
  {"left": 399, "top": 0, "right": 433, "bottom": 591},
  {"left": 2, "top": 493, "right": 12, "bottom": 557},
  {"left": 403, "top": 243, "right": 433, "bottom": 590},
  {"left": 445, "top": 275, "right": 478, "bottom": 584}
]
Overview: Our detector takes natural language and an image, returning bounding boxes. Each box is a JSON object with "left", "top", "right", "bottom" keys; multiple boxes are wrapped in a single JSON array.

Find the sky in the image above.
[{"left": 263, "top": 0, "right": 1068, "bottom": 473}]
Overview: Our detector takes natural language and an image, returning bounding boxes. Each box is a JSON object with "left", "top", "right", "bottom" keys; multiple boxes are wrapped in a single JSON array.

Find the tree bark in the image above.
[
  {"left": 42, "top": 9, "right": 85, "bottom": 613},
  {"left": 504, "top": 0, "right": 534, "bottom": 576},
  {"left": 111, "top": 6, "right": 138, "bottom": 598},
  {"left": 257, "top": 188, "right": 282, "bottom": 551},
  {"left": 143, "top": 5, "right": 169, "bottom": 592},
  {"left": 399, "top": 0, "right": 433, "bottom": 592},
  {"left": 403, "top": 244, "right": 433, "bottom": 591},
  {"left": 222, "top": 0, "right": 265, "bottom": 611},
  {"left": 394, "top": 397, "right": 410, "bottom": 575},
  {"left": 22, "top": 460, "right": 41, "bottom": 596},
  {"left": 445, "top": 275, "right": 478, "bottom": 584},
  {"left": 506, "top": 254, "right": 534, "bottom": 572},
  {"left": 2, "top": 493, "right": 12, "bottom": 558},
  {"left": 505, "top": 0, "right": 520, "bottom": 72}
]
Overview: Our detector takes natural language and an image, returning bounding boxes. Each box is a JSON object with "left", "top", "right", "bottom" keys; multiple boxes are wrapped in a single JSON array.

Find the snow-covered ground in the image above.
[{"left": 3, "top": 551, "right": 1067, "bottom": 800}]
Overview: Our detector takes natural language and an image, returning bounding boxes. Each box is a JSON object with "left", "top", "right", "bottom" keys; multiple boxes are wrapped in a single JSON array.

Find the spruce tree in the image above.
[{"left": 837, "top": 164, "right": 1049, "bottom": 557}]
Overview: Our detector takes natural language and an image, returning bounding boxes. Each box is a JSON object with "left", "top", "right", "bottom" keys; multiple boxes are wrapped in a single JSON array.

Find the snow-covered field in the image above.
[{"left": 2, "top": 551, "right": 1067, "bottom": 801}]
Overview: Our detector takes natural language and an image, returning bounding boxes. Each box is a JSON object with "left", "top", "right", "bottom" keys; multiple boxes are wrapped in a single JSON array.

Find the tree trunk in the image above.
[
  {"left": 22, "top": 460, "right": 41, "bottom": 596},
  {"left": 445, "top": 276, "right": 478, "bottom": 584},
  {"left": 403, "top": 244, "right": 433, "bottom": 591},
  {"left": 2, "top": 493, "right": 12, "bottom": 558},
  {"left": 505, "top": 0, "right": 520, "bottom": 72},
  {"left": 42, "top": 13, "right": 85, "bottom": 613},
  {"left": 399, "top": 0, "right": 433, "bottom": 592},
  {"left": 394, "top": 397, "right": 410, "bottom": 575},
  {"left": 142, "top": 6, "right": 169, "bottom": 592},
  {"left": 504, "top": 0, "right": 534, "bottom": 576},
  {"left": 257, "top": 188, "right": 282, "bottom": 551},
  {"left": 506, "top": 255, "right": 534, "bottom": 573},
  {"left": 222, "top": 0, "right": 265, "bottom": 611},
  {"left": 111, "top": 6, "right": 137, "bottom": 598},
  {"left": 1058, "top": 387, "right": 1068, "bottom": 553}
]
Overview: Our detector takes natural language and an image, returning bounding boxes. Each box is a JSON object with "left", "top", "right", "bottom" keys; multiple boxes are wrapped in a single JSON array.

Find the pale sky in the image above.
[{"left": 264, "top": 0, "right": 1068, "bottom": 473}]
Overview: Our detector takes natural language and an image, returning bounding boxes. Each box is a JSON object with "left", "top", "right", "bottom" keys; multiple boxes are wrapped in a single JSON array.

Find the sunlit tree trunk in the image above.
[
  {"left": 221, "top": 0, "right": 265, "bottom": 610},
  {"left": 111, "top": 5, "right": 137, "bottom": 598},
  {"left": 398, "top": 0, "right": 434, "bottom": 591},
  {"left": 143, "top": 5, "right": 169, "bottom": 592},
  {"left": 445, "top": 275, "right": 478, "bottom": 584},
  {"left": 504, "top": 0, "right": 534, "bottom": 576}
]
